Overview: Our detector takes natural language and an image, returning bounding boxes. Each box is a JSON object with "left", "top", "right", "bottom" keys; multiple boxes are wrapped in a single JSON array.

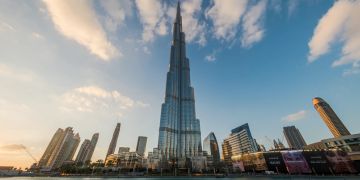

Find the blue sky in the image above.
[{"left": 0, "top": 0, "right": 360, "bottom": 168}]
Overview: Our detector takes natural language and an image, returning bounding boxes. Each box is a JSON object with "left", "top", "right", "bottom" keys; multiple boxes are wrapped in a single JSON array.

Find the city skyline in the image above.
[{"left": 1, "top": 0, "right": 360, "bottom": 169}]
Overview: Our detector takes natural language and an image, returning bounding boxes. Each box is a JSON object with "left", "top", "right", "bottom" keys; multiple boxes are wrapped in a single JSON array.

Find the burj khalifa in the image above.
[{"left": 157, "top": 2, "right": 202, "bottom": 165}]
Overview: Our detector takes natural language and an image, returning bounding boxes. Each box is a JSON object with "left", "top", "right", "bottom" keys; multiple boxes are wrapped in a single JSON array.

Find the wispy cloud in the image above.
[
  {"left": 31, "top": 32, "right": 45, "bottom": 40},
  {"left": 59, "top": 86, "right": 148, "bottom": 117},
  {"left": 206, "top": 0, "right": 248, "bottom": 41},
  {"left": 43, "top": 0, "right": 119, "bottom": 61},
  {"left": 281, "top": 110, "right": 308, "bottom": 123},
  {"left": 241, "top": 0, "right": 267, "bottom": 48},
  {"left": 0, "top": 64, "right": 35, "bottom": 82},
  {"left": 287, "top": 0, "right": 299, "bottom": 17},
  {"left": 0, "top": 144, "right": 25, "bottom": 151},
  {"left": 0, "top": 21, "right": 15, "bottom": 31},
  {"left": 99, "top": 0, "right": 134, "bottom": 32},
  {"left": 135, "top": 0, "right": 168, "bottom": 42},
  {"left": 308, "top": 0, "right": 360, "bottom": 75},
  {"left": 181, "top": 0, "right": 207, "bottom": 46}
]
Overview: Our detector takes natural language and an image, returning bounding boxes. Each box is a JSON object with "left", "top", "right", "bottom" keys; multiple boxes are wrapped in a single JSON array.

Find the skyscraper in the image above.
[
  {"left": 39, "top": 127, "right": 80, "bottom": 169},
  {"left": 75, "top": 139, "right": 91, "bottom": 164},
  {"left": 222, "top": 123, "right": 257, "bottom": 165},
  {"left": 157, "top": 2, "right": 202, "bottom": 164},
  {"left": 136, "top": 136, "right": 147, "bottom": 157},
  {"left": 203, "top": 132, "right": 220, "bottom": 167},
  {"left": 106, "top": 123, "right": 121, "bottom": 160},
  {"left": 38, "top": 128, "right": 64, "bottom": 167},
  {"left": 75, "top": 133, "right": 99, "bottom": 165},
  {"left": 85, "top": 133, "right": 99, "bottom": 164},
  {"left": 313, "top": 97, "right": 351, "bottom": 137},
  {"left": 283, "top": 126, "right": 307, "bottom": 149}
]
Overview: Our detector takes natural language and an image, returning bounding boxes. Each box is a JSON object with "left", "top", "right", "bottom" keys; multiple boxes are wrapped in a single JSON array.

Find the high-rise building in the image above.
[
  {"left": 118, "top": 147, "right": 130, "bottom": 154},
  {"left": 75, "top": 133, "right": 99, "bottom": 165},
  {"left": 222, "top": 123, "right": 257, "bottom": 165},
  {"left": 136, "top": 136, "right": 147, "bottom": 157},
  {"left": 75, "top": 139, "right": 91, "bottom": 164},
  {"left": 106, "top": 123, "right": 121, "bottom": 160},
  {"left": 38, "top": 128, "right": 64, "bottom": 167},
  {"left": 157, "top": 2, "right": 202, "bottom": 164},
  {"left": 283, "top": 126, "right": 307, "bottom": 149},
  {"left": 39, "top": 127, "right": 80, "bottom": 169},
  {"left": 313, "top": 97, "right": 351, "bottom": 137},
  {"left": 85, "top": 133, "right": 99, "bottom": 164},
  {"left": 203, "top": 132, "right": 220, "bottom": 167}
]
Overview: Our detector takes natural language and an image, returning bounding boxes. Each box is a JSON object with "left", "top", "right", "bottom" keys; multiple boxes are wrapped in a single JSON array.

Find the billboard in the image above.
[
  {"left": 281, "top": 150, "right": 311, "bottom": 174},
  {"left": 325, "top": 150, "right": 357, "bottom": 174},
  {"left": 302, "top": 150, "right": 331, "bottom": 174},
  {"left": 240, "top": 153, "right": 267, "bottom": 172},
  {"left": 263, "top": 152, "right": 287, "bottom": 174}
]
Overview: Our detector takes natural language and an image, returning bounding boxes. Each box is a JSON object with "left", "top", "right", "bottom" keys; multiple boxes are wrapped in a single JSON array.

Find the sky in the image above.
[{"left": 0, "top": 0, "right": 360, "bottom": 169}]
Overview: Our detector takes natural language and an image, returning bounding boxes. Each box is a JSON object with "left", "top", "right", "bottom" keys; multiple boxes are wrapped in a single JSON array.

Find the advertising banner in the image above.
[
  {"left": 302, "top": 150, "right": 331, "bottom": 174},
  {"left": 263, "top": 152, "right": 287, "bottom": 174},
  {"left": 281, "top": 150, "right": 311, "bottom": 174},
  {"left": 325, "top": 150, "right": 357, "bottom": 174}
]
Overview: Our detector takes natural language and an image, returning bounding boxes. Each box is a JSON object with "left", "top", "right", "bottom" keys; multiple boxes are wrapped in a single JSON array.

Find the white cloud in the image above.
[
  {"left": 206, "top": 0, "right": 248, "bottom": 41},
  {"left": 0, "top": 64, "right": 35, "bottom": 82},
  {"left": 269, "top": 0, "right": 282, "bottom": 13},
  {"left": 308, "top": 0, "right": 360, "bottom": 73},
  {"left": 0, "top": 21, "right": 15, "bottom": 31},
  {"left": 99, "top": 0, "right": 133, "bottom": 32},
  {"left": 60, "top": 86, "right": 148, "bottom": 116},
  {"left": 181, "top": 0, "right": 207, "bottom": 46},
  {"left": 143, "top": 46, "right": 151, "bottom": 54},
  {"left": 282, "top": 110, "right": 307, "bottom": 123},
  {"left": 0, "top": 144, "right": 25, "bottom": 151},
  {"left": 43, "top": 0, "right": 119, "bottom": 61},
  {"left": 31, "top": 32, "right": 45, "bottom": 40},
  {"left": 241, "top": 0, "right": 267, "bottom": 48},
  {"left": 205, "top": 54, "right": 216, "bottom": 62},
  {"left": 135, "top": 0, "right": 168, "bottom": 42},
  {"left": 204, "top": 49, "right": 220, "bottom": 62},
  {"left": 287, "top": 0, "right": 299, "bottom": 17}
]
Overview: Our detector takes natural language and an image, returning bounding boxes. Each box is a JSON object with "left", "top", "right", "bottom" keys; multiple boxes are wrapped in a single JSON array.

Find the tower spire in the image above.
[{"left": 176, "top": 1, "right": 181, "bottom": 22}]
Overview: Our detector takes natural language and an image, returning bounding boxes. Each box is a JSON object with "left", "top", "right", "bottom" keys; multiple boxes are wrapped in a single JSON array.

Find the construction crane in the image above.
[
  {"left": 264, "top": 136, "right": 274, "bottom": 150},
  {"left": 21, "top": 144, "right": 37, "bottom": 164}
]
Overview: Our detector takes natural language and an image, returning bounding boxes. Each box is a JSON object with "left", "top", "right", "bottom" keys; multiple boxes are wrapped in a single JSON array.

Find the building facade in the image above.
[
  {"left": 106, "top": 123, "right": 121, "bottom": 160},
  {"left": 283, "top": 126, "right": 307, "bottom": 149},
  {"left": 136, "top": 136, "right": 147, "bottom": 157},
  {"left": 118, "top": 147, "right": 130, "bottom": 154},
  {"left": 222, "top": 123, "right": 257, "bottom": 165},
  {"left": 203, "top": 132, "right": 220, "bottom": 167},
  {"left": 313, "top": 97, "right": 351, "bottom": 137},
  {"left": 75, "top": 133, "right": 99, "bottom": 165},
  {"left": 157, "top": 2, "right": 202, "bottom": 165},
  {"left": 38, "top": 127, "right": 80, "bottom": 169},
  {"left": 75, "top": 139, "right": 91, "bottom": 164}
]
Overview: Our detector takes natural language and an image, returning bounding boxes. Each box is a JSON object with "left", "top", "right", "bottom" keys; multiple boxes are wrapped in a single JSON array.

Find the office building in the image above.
[
  {"left": 38, "top": 128, "right": 64, "bottom": 167},
  {"left": 75, "top": 139, "right": 90, "bottom": 164},
  {"left": 313, "top": 97, "right": 351, "bottom": 137},
  {"left": 222, "top": 123, "right": 257, "bottom": 165},
  {"left": 38, "top": 127, "right": 80, "bottom": 169},
  {"left": 106, "top": 123, "right": 121, "bottom": 160},
  {"left": 203, "top": 132, "right": 220, "bottom": 167},
  {"left": 136, "top": 136, "right": 147, "bottom": 156},
  {"left": 118, "top": 147, "right": 130, "bottom": 154},
  {"left": 75, "top": 133, "right": 99, "bottom": 165},
  {"left": 157, "top": 2, "right": 202, "bottom": 165},
  {"left": 283, "top": 126, "right": 307, "bottom": 149}
]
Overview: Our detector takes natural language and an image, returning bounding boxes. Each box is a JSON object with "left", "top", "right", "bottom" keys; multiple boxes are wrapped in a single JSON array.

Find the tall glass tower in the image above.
[
  {"left": 313, "top": 97, "right": 351, "bottom": 137},
  {"left": 157, "top": 2, "right": 202, "bottom": 164}
]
